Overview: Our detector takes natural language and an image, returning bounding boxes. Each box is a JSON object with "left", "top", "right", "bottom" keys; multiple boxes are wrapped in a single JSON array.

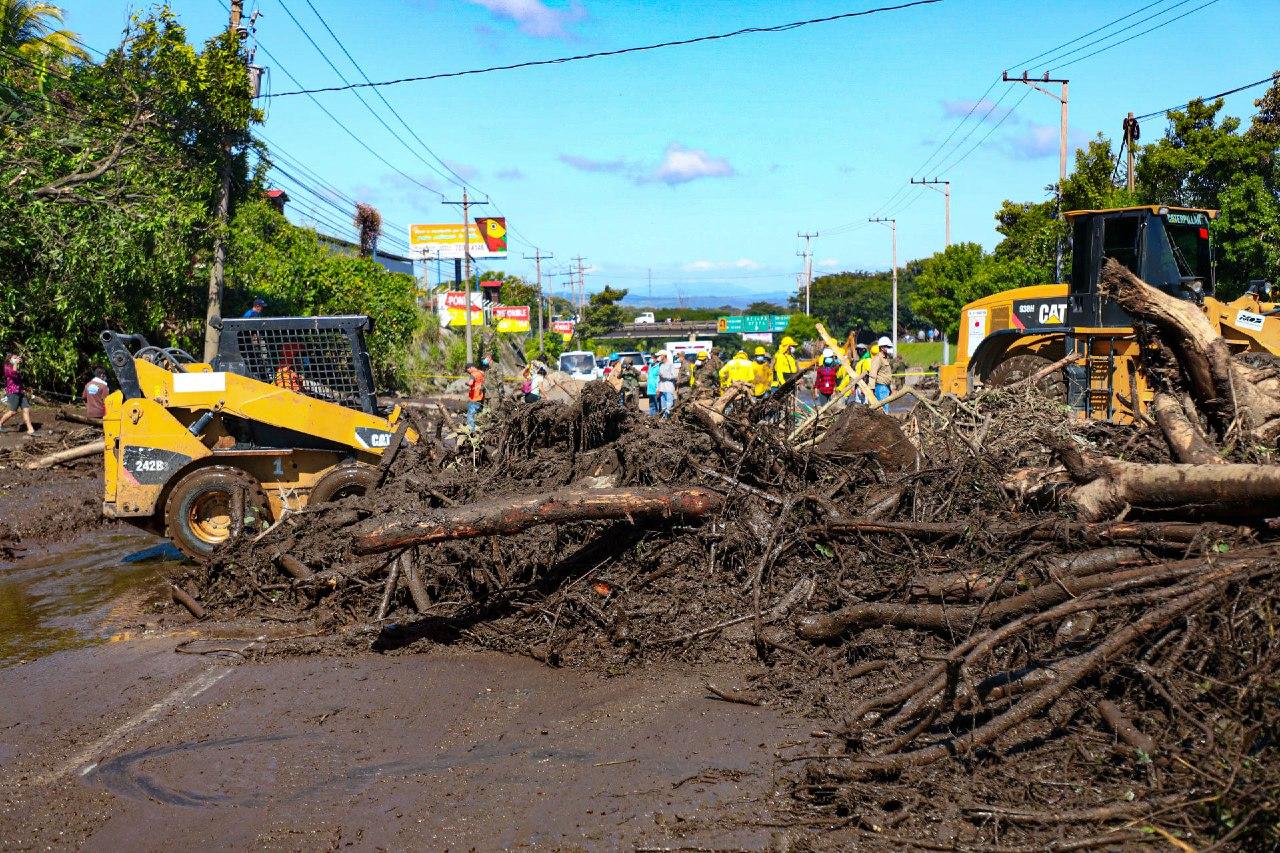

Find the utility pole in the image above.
[
  {"left": 1122, "top": 112, "right": 1140, "bottom": 193},
  {"left": 910, "top": 178, "right": 951, "bottom": 247},
  {"left": 204, "top": 0, "right": 245, "bottom": 363},
  {"left": 573, "top": 256, "right": 588, "bottom": 317},
  {"left": 1004, "top": 71, "right": 1069, "bottom": 282},
  {"left": 869, "top": 218, "right": 898, "bottom": 349},
  {"left": 443, "top": 188, "right": 489, "bottom": 363},
  {"left": 797, "top": 232, "right": 817, "bottom": 315},
  {"left": 523, "top": 249, "right": 553, "bottom": 356}
]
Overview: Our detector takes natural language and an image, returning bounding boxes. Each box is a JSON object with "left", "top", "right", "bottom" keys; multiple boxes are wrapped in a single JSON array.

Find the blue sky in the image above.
[{"left": 68, "top": 0, "right": 1274, "bottom": 303}]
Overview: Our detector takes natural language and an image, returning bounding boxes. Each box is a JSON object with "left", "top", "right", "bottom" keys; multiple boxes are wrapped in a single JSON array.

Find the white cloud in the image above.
[
  {"left": 649, "top": 143, "right": 734, "bottom": 186},
  {"left": 466, "top": 0, "right": 586, "bottom": 38},
  {"left": 817, "top": 258, "right": 840, "bottom": 269},
  {"left": 558, "top": 153, "right": 628, "bottom": 173},
  {"left": 941, "top": 97, "right": 1017, "bottom": 123},
  {"left": 496, "top": 167, "right": 526, "bottom": 180},
  {"left": 683, "top": 259, "right": 761, "bottom": 272},
  {"left": 1006, "top": 123, "right": 1089, "bottom": 160},
  {"left": 444, "top": 160, "right": 479, "bottom": 181}
]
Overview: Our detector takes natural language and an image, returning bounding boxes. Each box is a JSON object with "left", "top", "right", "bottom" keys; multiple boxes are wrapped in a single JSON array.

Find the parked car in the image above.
[{"left": 559, "top": 350, "right": 600, "bottom": 381}]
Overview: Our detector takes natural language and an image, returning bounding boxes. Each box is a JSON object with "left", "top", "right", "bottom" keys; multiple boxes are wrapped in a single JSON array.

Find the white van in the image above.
[
  {"left": 634, "top": 312, "right": 655, "bottom": 325},
  {"left": 558, "top": 350, "right": 600, "bottom": 381}
]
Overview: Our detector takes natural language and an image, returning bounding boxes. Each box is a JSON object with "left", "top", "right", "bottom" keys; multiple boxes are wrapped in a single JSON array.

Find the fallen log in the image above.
[
  {"left": 353, "top": 486, "right": 723, "bottom": 555},
  {"left": 797, "top": 549, "right": 1255, "bottom": 641},
  {"left": 169, "top": 583, "right": 207, "bottom": 620},
  {"left": 56, "top": 405, "right": 102, "bottom": 428},
  {"left": 24, "top": 439, "right": 105, "bottom": 470},
  {"left": 1064, "top": 457, "right": 1280, "bottom": 522},
  {"left": 817, "top": 518, "right": 1230, "bottom": 545},
  {"left": 1151, "top": 391, "right": 1222, "bottom": 465}
]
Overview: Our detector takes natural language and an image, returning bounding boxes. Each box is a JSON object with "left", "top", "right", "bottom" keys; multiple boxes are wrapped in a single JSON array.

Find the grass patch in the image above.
[{"left": 896, "top": 342, "right": 949, "bottom": 369}]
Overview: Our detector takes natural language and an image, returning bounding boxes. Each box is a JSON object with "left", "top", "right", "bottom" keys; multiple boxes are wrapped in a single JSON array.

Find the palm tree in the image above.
[{"left": 0, "top": 0, "right": 89, "bottom": 63}]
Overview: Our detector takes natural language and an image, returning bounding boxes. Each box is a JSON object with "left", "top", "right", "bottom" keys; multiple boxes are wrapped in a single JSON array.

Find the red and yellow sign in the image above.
[
  {"left": 495, "top": 304, "right": 530, "bottom": 333},
  {"left": 437, "top": 290, "right": 484, "bottom": 327},
  {"left": 551, "top": 320, "right": 575, "bottom": 342}
]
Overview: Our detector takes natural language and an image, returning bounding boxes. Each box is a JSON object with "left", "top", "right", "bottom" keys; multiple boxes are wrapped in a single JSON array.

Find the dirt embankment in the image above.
[{"left": 0, "top": 408, "right": 113, "bottom": 558}]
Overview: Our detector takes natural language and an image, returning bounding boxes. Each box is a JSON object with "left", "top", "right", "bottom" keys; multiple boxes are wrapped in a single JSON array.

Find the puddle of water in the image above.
[{"left": 0, "top": 531, "right": 181, "bottom": 667}]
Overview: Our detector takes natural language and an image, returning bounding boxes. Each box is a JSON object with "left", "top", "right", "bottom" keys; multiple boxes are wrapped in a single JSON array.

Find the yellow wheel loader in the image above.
[
  {"left": 101, "top": 315, "right": 415, "bottom": 558},
  {"left": 940, "top": 205, "right": 1280, "bottom": 422}
]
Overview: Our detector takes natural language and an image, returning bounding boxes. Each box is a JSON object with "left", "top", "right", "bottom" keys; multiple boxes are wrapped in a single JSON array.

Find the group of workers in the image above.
[{"left": 718, "top": 335, "right": 896, "bottom": 407}]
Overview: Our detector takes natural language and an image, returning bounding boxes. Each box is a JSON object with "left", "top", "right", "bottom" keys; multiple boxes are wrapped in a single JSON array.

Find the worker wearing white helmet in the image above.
[{"left": 868, "top": 336, "right": 895, "bottom": 408}]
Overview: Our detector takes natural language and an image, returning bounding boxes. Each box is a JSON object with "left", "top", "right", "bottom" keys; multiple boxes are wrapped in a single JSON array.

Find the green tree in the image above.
[
  {"left": 991, "top": 198, "right": 1058, "bottom": 282},
  {"left": 1, "top": 0, "right": 87, "bottom": 62},
  {"left": 1135, "top": 82, "right": 1280, "bottom": 293},
  {"left": 911, "top": 243, "right": 1042, "bottom": 338},
  {"left": 0, "top": 6, "right": 260, "bottom": 389},
  {"left": 226, "top": 200, "right": 420, "bottom": 386},
  {"left": 789, "top": 270, "right": 916, "bottom": 338},
  {"left": 782, "top": 313, "right": 818, "bottom": 344},
  {"left": 577, "top": 285, "right": 628, "bottom": 342},
  {"left": 745, "top": 300, "right": 785, "bottom": 315}
]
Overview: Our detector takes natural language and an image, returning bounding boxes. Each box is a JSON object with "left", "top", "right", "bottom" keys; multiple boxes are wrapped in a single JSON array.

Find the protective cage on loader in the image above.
[
  {"left": 940, "top": 205, "right": 1280, "bottom": 423},
  {"left": 100, "top": 315, "right": 413, "bottom": 559}
]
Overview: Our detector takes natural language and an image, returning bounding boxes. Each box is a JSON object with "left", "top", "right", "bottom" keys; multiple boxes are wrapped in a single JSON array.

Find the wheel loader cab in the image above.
[
  {"left": 940, "top": 205, "right": 1223, "bottom": 422},
  {"left": 100, "top": 315, "right": 413, "bottom": 559},
  {"left": 1065, "top": 207, "right": 1216, "bottom": 328}
]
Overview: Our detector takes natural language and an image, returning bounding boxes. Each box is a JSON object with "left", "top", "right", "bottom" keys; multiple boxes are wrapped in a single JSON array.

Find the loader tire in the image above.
[
  {"left": 986, "top": 353, "right": 1068, "bottom": 401},
  {"left": 309, "top": 462, "right": 379, "bottom": 505},
  {"left": 165, "top": 466, "right": 269, "bottom": 560}
]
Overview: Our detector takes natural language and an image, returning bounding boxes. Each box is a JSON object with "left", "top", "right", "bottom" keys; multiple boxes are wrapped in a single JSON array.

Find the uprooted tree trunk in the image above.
[
  {"left": 1100, "top": 258, "right": 1280, "bottom": 440},
  {"left": 1056, "top": 438, "right": 1280, "bottom": 521},
  {"left": 353, "top": 486, "right": 723, "bottom": 554}
]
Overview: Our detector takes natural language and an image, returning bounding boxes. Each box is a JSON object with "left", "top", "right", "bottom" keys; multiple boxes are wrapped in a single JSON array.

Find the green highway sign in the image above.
[{"left": 717, "top": 314, "right": 792, "bottom": 334}]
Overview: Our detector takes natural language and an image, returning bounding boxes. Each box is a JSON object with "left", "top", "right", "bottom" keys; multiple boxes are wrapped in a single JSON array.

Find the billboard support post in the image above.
[{"left": 439, "top": 191, "right": 492, "bottom": 364}]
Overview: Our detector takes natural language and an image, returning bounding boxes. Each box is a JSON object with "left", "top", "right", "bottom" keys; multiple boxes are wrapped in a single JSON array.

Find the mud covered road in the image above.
[{"left": 0, "top": 441, "right": 799, "bottom": 850}]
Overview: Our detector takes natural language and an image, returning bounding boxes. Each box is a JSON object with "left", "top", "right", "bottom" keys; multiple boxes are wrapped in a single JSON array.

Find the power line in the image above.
[
  {"left": 1048, "top": 0, "right": 1224, "bottom": 73},
  {"left": 935, "top": 87, "right": 1032, "bottom": 176},
  {"left": 276, "top": 0, "right": 463, "bottom": 191},
  {"left": 251, "top": 39, "right": 446, "bottom": 201},
  {"left": 299, "top": 0, "right": 475, "bottom": 192},
  {"left": 1005, "top": 0, "right": 1181, "bottom": 70},
  {"left": 265, "top": 1, "right": 943, "bottom": 97},
  {"left": 1136, "top": 72, "right": 1280, "bottom": 120}
]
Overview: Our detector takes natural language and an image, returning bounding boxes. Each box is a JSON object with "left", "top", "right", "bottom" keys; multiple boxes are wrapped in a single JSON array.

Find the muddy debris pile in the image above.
[{"left": 184, "top": 267, "right": 1280, "bottom": 850}]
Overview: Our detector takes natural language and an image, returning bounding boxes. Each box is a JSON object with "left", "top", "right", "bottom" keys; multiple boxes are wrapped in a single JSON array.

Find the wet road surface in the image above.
[{"left": 0, "top": 535, "right": 799, "bottom": 850}]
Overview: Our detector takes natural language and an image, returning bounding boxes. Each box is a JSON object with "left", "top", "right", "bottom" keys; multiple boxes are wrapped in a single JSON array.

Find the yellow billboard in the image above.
[{"left": 409, "top": 218, "right": 508, "bottom": 259}]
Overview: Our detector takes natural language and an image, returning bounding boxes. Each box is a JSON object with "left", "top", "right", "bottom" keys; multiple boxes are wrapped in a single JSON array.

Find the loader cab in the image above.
[{"left": 1066, "top": 206, "right": 1217, "bottom": 328}]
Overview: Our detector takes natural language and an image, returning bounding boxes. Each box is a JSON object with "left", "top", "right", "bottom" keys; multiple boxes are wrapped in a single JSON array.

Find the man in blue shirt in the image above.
[{"left": 242, "top": 298, "right": 266, "bottom": 318}]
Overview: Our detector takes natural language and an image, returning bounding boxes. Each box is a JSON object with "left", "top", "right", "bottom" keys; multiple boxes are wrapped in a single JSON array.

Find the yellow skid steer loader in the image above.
[{"left": 100, "top": 315, "right": 414, "bottom": 558}]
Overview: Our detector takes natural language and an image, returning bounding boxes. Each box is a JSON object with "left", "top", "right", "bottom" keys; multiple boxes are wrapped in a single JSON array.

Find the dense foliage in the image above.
[
  {"left": 226, "top": 201, "right": 420, "bottom": 388},
  {"left": 0, "top": 4, "right": 420, "bottom": 393}
]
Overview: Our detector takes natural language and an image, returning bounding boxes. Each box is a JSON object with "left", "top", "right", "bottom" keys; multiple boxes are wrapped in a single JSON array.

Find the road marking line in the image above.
[{"left": 32, "top": 638, "right": 261, "bottom": 786}]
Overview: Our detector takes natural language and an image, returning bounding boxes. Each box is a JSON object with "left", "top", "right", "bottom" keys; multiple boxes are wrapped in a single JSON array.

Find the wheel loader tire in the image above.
[
  {"left": 309, "top": 462, "right": 379, "bottom": 505},
  {"left": 986, "top": 353, "right": 1068, "bottom": 401},
  {"left": 164, "top": 466, "right": 269, "bottom": 560}
]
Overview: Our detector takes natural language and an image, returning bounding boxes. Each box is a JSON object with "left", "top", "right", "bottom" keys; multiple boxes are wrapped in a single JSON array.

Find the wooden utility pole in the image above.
[
  {"left": 797, "top": 232, "right": 816, "bottom": 315},
  {"left": 523, "top": 248, "right": 552, "bottom": 355},
  {"left": 203, "top": 0, "right": 244, "bottom": 363},
  {"left": 869, "top": 218, "right": 898, "bottom": 349},
  {"left": 1122, "top": 112, "right": 1140, "bottom": 192},
  {"left": 443, "top": 189, "right": 488, "bottom": 363},
  {"left": 910, "top": 178, "right": 951, "bottom": 247},
  {"left": 1004, "top": 71, "right": 1069, "bottom": 282},
  {"left": 573, "top": 256, "right": 588, "bottom": 316}
]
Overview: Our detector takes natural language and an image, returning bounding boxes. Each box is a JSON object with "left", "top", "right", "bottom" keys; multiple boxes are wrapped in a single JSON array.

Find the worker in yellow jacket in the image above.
[
  {"left": 772, "top": 335, "right": 799, "bottom": 388},
  {"left": 718, "top": 350, "right": 755, "bottom": 390},
  {"left": 751, "top": 347, "right": 773, "bottom": 396}
]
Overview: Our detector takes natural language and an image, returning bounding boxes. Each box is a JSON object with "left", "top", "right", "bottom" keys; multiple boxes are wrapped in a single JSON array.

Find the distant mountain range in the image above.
[{"left": 620, "top": 292, "right": 796, "bottom": 310}]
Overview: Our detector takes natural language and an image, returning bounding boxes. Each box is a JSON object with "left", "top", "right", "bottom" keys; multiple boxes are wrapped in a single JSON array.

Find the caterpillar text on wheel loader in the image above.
[
  {"left": 940, "top": 205, "right": 1280, "bottom": 422},
  {"left": 101, "top": 315, "right": 415, "bottom": 558}
]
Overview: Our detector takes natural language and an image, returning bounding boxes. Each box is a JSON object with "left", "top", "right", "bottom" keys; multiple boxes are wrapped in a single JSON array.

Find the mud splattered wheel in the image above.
[
  {"left": 309, "top": 462, "right": 379, "bottom": 505},
  {"left": 986, "top": 353, "right": 1068, "bottom": 401},
  {"left": 164, "top": 466, "right": 269, "bottom": 559}
]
